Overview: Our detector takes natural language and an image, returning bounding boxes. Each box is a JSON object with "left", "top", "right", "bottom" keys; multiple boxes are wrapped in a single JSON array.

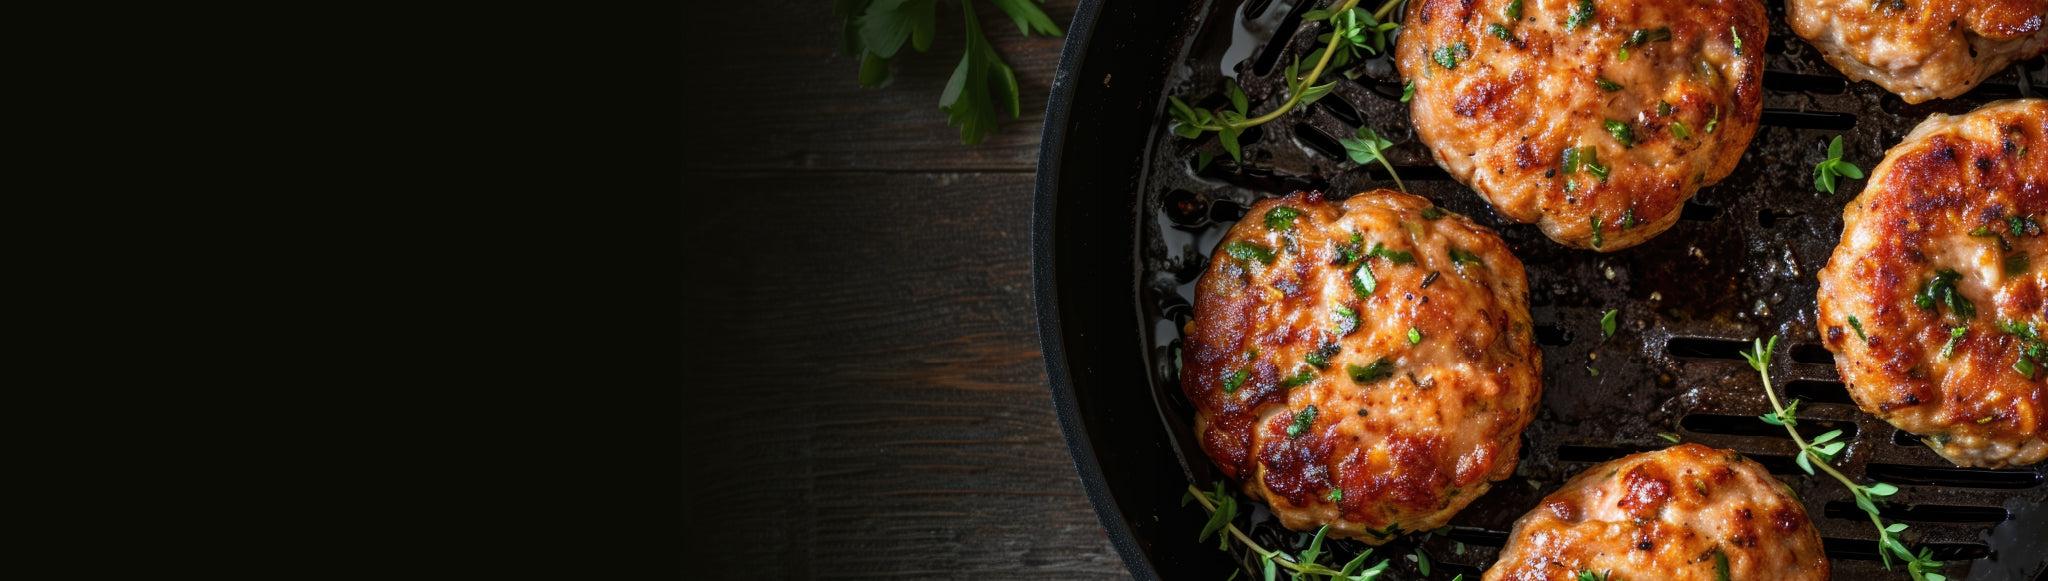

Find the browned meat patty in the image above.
[
  {"left": 1816, "top": 98, "right": 2048, "bottom": 469},
  {"left": 1181, "top": 189, "right": 1542, "bottom": 544},
  {"left": 1485, "top": 444, "right": 1831, "bottom": 581},
  {"left": 1396, "top": 0, "right": 1768, "bottom": 251},
  {"left": 1789, "top": 0, "right": 2048, "bottom": 104}
]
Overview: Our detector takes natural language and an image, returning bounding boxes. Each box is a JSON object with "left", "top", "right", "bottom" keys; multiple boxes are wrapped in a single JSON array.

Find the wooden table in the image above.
[{"left": 684, "top": 2, "right": 1129, "bottom": 578}]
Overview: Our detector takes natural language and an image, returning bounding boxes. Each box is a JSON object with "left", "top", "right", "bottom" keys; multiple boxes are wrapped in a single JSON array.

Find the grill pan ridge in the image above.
[{"left": 1130, "top": 1, "right": 2048, "bottom": 579}]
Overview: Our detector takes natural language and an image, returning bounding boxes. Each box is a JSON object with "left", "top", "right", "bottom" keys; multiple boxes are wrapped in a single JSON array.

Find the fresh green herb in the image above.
[
  {"left": 1567, "top": 0, "right": 1595, "bottom": 30},
  {"left": 1657, "top": 100, "right": 1673, "bottom": 116},
  {"left": 1813, "top": 136, "right": 1866, "bottom": 193},
  {"left": 1281, "top": 366, "right": 1320, "bottom": 388},
  {"left": 1626, "top": 26, "right": 1673, "bottom": 46},
  {"left": 1325, "top": 488, "right": 1344, "bottom": 501},
  {"left": 1341, "top": 126, "right": 1407, "bottom": 193},
  {"left": 1658, "top": 432, "right": 1680, "bottom": 443},
  {"left": 839, "top": 0, "right": 1063, "bottom": 145},
  {"left": 1407, "top": 327, "right": 1423, "bottom": 345},
  {"left": 1400, "top": 81, "right": 1415, "bottom": 102},
  {"left": 1621, "top": 209, "right": 1637, "bottom": 229},
  {"left": 1416, "top": 549, "right": 1431, "bottom": 575},
  {"left": 1306, "top": 342, "right": 1342, "bottom": 369},
  {"left": 1349, "top": 358, "right": 1395, "bottom": 383},
  {"left": 1969, "top": 225, "right": 1995, "bottom": 237},
  {"left": 1979, "top": 415, "right": 1997, "bottom": 424},
  {"left": 1582, "top": 148, "right": 1611, "bottom": 180},
  {"left": 1591, "top": 215, "right": 1605, "bottom": 248},
  {"left": 1265, "top": 206, "right": 1303, "bottom": 230},
  {"left": 1489, "top": 23, "right": 1514, "bottom": 41},
  {"left": 2005, "top": 253, "right": 2029, "bottom": 277},
  {"left": 1998, "top": 319, "right": 2044, "bottom": 379},
  {"left": 1352, "top": 263, "right": 1377, "bottom": 297},
  {"left": 1334, "top": 231, "right": 1365, "bottom": 265},
  {"left": 1332, "top": 305, "right": 1360, "bottom": 335},
  {"left": 1617, "top": 47, "right": 1629, "bottom": 61},
  {"left": 1605, "top": 120, "right": 1634, "bottom": 147},
  {"left": 1562, "top": 146, "right": 1610, "bottom": 178},
  {"left": 1448, "top": 247, "right": 1484, "bottom": 266},
  {"left": 1222, "top": 367, "right": 1249, "bottom": 393},
  {"left": 1223, "top": 241, "right": 1277, "bottom": 264},
  {"left": 1287, "top": 405, "right": 1319, "bottom": 437},
  {"left": 1714, "top": 549, "right": 1731, "bottom": 581},
  {"left": 1595, "top": 78, "right": 1624, "bottom": 92},
  {"left": 1915, "top": 269, "right": 1975, "bottom": 319},
  {"left": 1744, "top": 336, "right": 1947, "bottom": 580},
  {"left": 1577, "top": 570, "right": 1611, "bottom": 581},
  {"left": 1669, "top": 120, "right": 1693, "bottom": 139},
  {"left": 1168, "top": 0, "right": 1399, "bottom": 161},
  {"left": 1197, "top": 151, "right": 1215, "bottom": 172},
  {"left": 1505, "top": 0, "right": 1524, "bottom": 19},
  {"left": 1601, "top": 309, "right": 1618, "bottom": 338},
  {"left": 1706, "top": 104, "right": 1720, "bottom": 133},
  {"left": 2012, "top": 214, "right": 2043, "bottom": 237},
  {"left": 1433, "top": 42, "right": 1469, "bottom": 70},
  {"left": 1587, "top": 366, "right": 1600, "bottom": 376},
  {"left": 1847, "top": 314, "right": 1870, "bottom": 343},
  {"left": 1185, "top": 483, "right": 1395, "bottom": 580},
  {"left": 1421, "top": 207, "right": 1447, "bottom": 220},
  {"left": 1730, "top": 26, "right": 1743, "bottom": 56},
  {"left": 1942, "top": 327, "right": 1967, "bottom": 359},
  {"left": 1367, "top": 242, "right": 1416, "bottom": 264}
]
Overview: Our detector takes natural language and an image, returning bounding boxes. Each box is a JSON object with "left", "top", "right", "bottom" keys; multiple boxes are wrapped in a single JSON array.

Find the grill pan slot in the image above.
[
  {"left": 1864, "top": 464, "right": 2046, "bottom": 490},
  {"left": 1822, "top": 502, "right": 2011, "bottom": 524}
]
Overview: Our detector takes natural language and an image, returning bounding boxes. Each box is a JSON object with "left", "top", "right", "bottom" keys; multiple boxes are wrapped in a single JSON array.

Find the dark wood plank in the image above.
[
  {"left": 689, "top": 1, "right": 1073, "bottom": 173},
  {"left": 682, "top": 170, "right": 1125, "bottom": 579}
]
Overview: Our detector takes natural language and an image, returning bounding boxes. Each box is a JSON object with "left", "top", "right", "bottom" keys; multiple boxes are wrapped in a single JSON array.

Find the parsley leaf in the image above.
[
  {"left": 1223, "top": 241, "right": 1277, "bottom": 265},
  {"left": 845, "top": 0, "right": 1061, "bottom": 145},
  {"left": 1348, "top": 358, "right": 1395, "bottom": 383},
  {"left": 937, "top": 1, "right": 1022, "bottom": 145},
  {"left": 1605, "top": 120, "right": 1634, "bottom": 147},
  {"left": 1432, "top": 43, "right": 1468, "bottom": 70},
  {"left": 1813, "top": 136, "right": 1865, "bottom": 193},
  {"left": 1286, "top": 405, "right": 1319, "bottom": 437},
  {"left": 1601, "top": 309, "right": 1618, "bottom": 338},
  {"left": 1567, "top": 0, "right": 1595, "bottom": 30},
  {"left": 1265, "top": 206, "right": 1303, "bottom": 230},
  {"left": 1341, "top": 126, "right": 1407, "bottom": 193}
]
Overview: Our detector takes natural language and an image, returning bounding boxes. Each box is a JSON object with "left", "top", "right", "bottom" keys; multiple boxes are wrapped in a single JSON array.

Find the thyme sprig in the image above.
[
  {"left": 1742, "top": 336, "right": 1947, "bottom": 581},
  {"left": 1169, "top": 0, "right": 1405, "bottom": 162},
  {"left": 1184, "top": 482, "right": 1396, "bottom": 580}
]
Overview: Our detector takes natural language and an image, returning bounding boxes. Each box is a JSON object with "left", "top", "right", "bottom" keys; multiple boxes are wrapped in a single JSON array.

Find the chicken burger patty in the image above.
[
  {"left": 1788, "top": 0, "right": 2048, "bottom": 104},
  {"left": 1485, "top": 444, "right": 1830, "bottom": 581},
  {"left": 1396, "top": 0, "right": 1768, "bottom": 251},
  {"left": 1182, "top": 189, "right": 1542, "bottom": 543},
  {"left": 1816, "top": 99, "right": 2047, "bottom": 469}
]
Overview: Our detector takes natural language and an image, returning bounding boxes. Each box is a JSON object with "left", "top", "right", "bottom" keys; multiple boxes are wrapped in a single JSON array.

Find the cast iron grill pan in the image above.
[{"left": 1131, "top": 1, "right": 2048, "bottom": 579}]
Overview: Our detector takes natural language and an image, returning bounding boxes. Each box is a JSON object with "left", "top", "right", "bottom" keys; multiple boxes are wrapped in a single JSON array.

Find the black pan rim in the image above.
[{"left": 1033, "top": 1, "right": 1161, "bottom": 580}]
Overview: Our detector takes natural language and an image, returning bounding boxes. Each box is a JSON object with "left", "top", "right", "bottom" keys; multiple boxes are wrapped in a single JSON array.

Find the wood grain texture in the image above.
[
  {"left": 688, "top": 1, "right": 1071, "bottom": 173},
  {"left": 685, "top": 1, "right": 1129, "bottom": 578}
]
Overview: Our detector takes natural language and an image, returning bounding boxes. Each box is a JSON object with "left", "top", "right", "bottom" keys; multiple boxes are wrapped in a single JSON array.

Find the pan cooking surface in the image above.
[{"left": 1132, "top": 1, "right": 2048, "bottom": 579}]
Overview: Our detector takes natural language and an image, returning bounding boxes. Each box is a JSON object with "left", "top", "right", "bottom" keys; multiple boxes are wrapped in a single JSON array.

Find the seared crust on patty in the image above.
[
  {"left": 1182, "top": 190, "right": 1541, "bottom": 544},
  {"left": 1484, "top": 444, "right": 1830, "bottom": 581},
  {"left": 1396, "top": 0, "right": 1768, "bottom": 251},
  {"left": 1816, "top": 99, "right": 2048, "bottom": 468},
  {"left": 1788, "top": 0, "right": 2048, "bottom": 104}
]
